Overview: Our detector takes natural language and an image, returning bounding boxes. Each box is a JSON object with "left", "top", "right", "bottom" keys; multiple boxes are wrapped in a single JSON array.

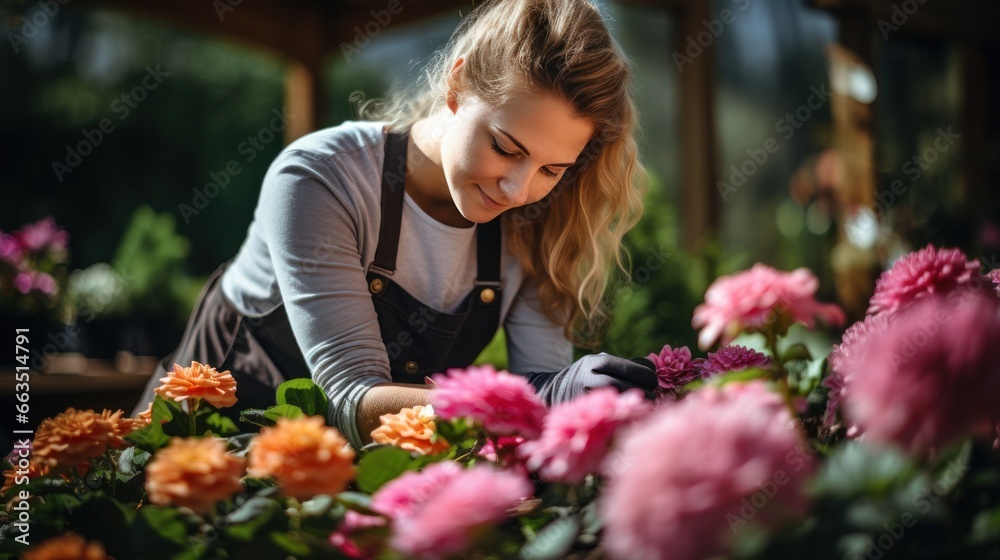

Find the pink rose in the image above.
[{"left": 430, "top": 365, "right": 546, "bottom": 439}]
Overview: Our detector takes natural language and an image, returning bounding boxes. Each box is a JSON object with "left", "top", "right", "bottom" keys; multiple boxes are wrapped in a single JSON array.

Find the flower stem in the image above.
[{"left": 188, "top": 399, "right": 200, "bottom": 437}]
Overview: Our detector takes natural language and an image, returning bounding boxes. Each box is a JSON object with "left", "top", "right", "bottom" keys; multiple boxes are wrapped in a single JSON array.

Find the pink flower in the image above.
[
  {"left": 988, "top": 269, "right": 1000, "bottom": 297},
  {"left": 329, "top": 510, "right": 388, "bottom": 559},
  {"left": 844, "top": 292, "right": 1000, "bottom": 456},
  {"left": 823, "top": 312, "right": 892, "bottom": 427},
  {"left": 517, "top": 388, "right": 651, "bottom": 484},
  {"left": 867, "top": 244, "right": 981, "bottom": 316},
  {"left": 476, "top": 436, "right": 525, "bottom": 465},
  {"left": 647, "top": 345, "right": 704, "bottom": 392},
  {"left": 33, "top": 272, "right": 58, "bottom": 296},
  {"left": 699, "top": 345, "right": 772, "bottom": 377},
  {"left": 692, "top": 264, "right": 845, "bottom": 350},
  {"left": 0, "top": 233, "right": 23, "bottom": 265},
  {"left": 14, "top": 272, "right": 34, "bottom": 294},
  {"left": 371, "top": 461, "right": 463, "bottom": 521},
  {"left": 601, "top": 382, "right": 814, "bottom": 560},
  {"left": 372, "top": 462, "right": 532, "bottom": 560},
  {"left": 430, "top": 365, "right": 546, "bottom": 439},
  {"left": 16, "top": 216, "right": 69, "bottom": 253}
]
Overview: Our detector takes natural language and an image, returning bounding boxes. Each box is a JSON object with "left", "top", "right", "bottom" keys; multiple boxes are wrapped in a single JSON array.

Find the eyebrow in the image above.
[{"left": 497, "top": 128, "right": 577, "bottom": 168}]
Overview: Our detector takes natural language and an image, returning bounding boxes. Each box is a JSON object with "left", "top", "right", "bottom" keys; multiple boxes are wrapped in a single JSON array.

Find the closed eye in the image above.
[{"left": 490, "top": 138, "right": 560, "bottom": 179}]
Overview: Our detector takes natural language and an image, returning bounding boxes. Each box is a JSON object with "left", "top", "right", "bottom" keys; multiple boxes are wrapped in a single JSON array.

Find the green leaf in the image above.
[
  {"left": 519, "top": 516, "right": 581, "bottom": 560},
  {"left": 780, "top": 342, "right": 813, "bottom": 363},
  {"left": 156, "top": 396, "right": 193, "bottom": 439},
  {"left": 337, "top": 492, "right": 375, "bottom": 513},
  {"left": 117, "top": 447, "right": 152, "bottom": 476},
  {"left": 239, "top": 408, "right": 273, "bottom": 427},
  {"left": 264, "top": 404, "right": 305, "bottom": 422},
  {"left": 204, "top": 412, "right": 240, "bottom": 435},
  {"left": 132, "top": 506, "right": 195, "bottom": 553},
  {"left": 124, "top": 421, "right": 170, "bottom": 454},
  {"left": 712, "top": 367, "right": 771, "bottom": 385},
  {"left": 271, "top": 531, "right": 311, "bottom": 556},
  {"left": 300, "top": 494, "right": 335, "bottom": 517},
  {"left": 225, "top": 495, "right": 281, "bottom": 525},
  {"left": 813, "top": 441, "right": 916, "bottom": 498},
  {"left": 356, "top": 447, "right": 415, "bottom": 493},
  {"left": 276, "top": 378, "right": 329, "bottom": 418}
]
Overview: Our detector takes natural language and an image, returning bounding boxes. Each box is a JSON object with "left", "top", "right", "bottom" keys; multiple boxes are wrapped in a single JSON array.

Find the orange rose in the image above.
[
  {"left": 154, "top": 361, "right": 238, "bottom": 410},
  {"left": 145, "top": 437, "right": 245, "bottom": 515},
  {"left": 248, "top": 416, "right": 355, "bottom": 500},
  {"left": 22, "top": 532, "right": 111, "bottom": 560},
  {"left": 371, "top": 405, "right": 450, "bottom": 455},
  {"left": 33, "top": 408, "right": 116, "bottom": 469}
]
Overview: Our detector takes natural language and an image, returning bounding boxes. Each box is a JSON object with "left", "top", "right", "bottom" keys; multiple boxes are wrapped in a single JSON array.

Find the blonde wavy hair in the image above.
[{"left": 367, "top": 0, "right": 646, "bottom": 347}]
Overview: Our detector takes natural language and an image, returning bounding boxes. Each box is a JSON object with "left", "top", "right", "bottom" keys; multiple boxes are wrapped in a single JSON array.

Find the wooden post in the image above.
[{"left": 284, "top": 59, "right": 325, "bottom": 145}]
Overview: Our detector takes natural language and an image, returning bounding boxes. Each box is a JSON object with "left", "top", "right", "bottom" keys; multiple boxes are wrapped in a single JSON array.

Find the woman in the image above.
[{"left": 133, "top": 0, "right": 657, "bottom": 449}]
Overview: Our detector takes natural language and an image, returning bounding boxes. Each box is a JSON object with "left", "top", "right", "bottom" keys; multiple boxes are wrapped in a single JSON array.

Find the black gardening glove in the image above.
[{"left": 526, "top": 353, "right": 658, "bottom": 404}]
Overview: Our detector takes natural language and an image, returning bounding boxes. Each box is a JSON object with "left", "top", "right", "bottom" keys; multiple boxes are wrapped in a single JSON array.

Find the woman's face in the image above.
[{"left": 438, "top": 87, "right": 595, "bottom": 224}]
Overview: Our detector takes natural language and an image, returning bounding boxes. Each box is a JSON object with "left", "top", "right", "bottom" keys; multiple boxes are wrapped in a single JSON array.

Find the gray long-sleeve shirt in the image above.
[{"left": 220, "top": 120, "right": 573, "bottom": 449}]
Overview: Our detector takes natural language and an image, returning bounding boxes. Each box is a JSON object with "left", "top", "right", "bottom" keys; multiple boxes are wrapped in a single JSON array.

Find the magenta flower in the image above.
[
  {"left": 601, "top": 382, "right": 814, "bottom": 560},
  {"left": 700, "top": 345, "right": 772, "bottom": 377},
  {"left": 0, "top": 232, "right": 23, "bottom": 265},
  {"left": 15, "top": 216, "right": 69, "bottom": 253},
  {"left": 867, "top": 244, "right": 981, "bottom": 316},
  {"left": 692, "top": 264, "right": 845, "bottom": 350},
  {"left": 328, "top": 510, "right": 387, "bottom": 559},
  {"left": 14, "top": 272, "right": 34, "bottom": 294},
  {"left": 430, "top": 365, "right": 546, "bottom": 439},
  {"left": 476, "top": 435, "right": 525, "bottom": 465},
  {"left": 372, "top": 462, "right": 532, "bottom": 560},
  {"left": 988, "top": 269, "right": 1000, "bottom": 297},
  {"left": 822, "top": 312, "right": 892, "bottom": 428},
  {"left": 647, "top": 345, "right": 704, "bottom": 392},
  {"left": 517, "top": 388, "right": 651, "bottom": 484},
  {"left": 844, "top": 292, "right": 1000, "bottom": 456},
  {"left": 32, "top": 272, "right": 58, "bottom": 296}
]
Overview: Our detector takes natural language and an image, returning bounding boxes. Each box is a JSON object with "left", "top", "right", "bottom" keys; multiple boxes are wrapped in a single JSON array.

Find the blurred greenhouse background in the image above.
[{"left": 1, "top": 0, "right": 998, "bottom": 395}]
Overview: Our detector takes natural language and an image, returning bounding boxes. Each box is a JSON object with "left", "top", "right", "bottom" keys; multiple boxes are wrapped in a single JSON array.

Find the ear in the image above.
[{"left": 446, "top": 57, "right": 466, "bottom": 114}]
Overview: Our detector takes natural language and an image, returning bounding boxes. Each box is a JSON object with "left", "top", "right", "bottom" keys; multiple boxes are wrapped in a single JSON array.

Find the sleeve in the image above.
[
  {"left": 503, "top": 277, "right": 574, "bottom": 374},
  {"left": 257, "top": 148, "right": 391, "bottom": 450}
]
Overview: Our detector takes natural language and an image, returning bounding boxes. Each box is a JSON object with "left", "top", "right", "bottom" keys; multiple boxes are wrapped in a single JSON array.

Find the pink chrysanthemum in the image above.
[
  {"left": 822, "top": 312, "right": 892, "bottom": 428},
  {"left": 692, "top": 264, "right": 845, "bottom": 350},
  {"left": 372, "top": 462, "right": 532, "bottom": 560},
  {"left": 430, "top": 365, "right": 546, "bottom": 439},
  {"left": 647, "top": 345, "right": 704, "bottom": 392},
  {"left": 867, "top": 244, "right": 981, "bottom": 316},
  {"left": 844, "top": 292, "right": 1000, "bottom": 456},
  {"left": 601, "top": 382, "right": 814, "bottom": 560},
  {"left": 700, "top": 345, "right": 772, "bottom": 377},
  {"left": 517, "top": 388, "right": 651, "bottom": 484}
]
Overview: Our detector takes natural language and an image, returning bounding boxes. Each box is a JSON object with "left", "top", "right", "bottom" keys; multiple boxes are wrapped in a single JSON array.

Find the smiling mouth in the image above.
[{"left": 477, "top": 185, "right": 506, "bottom": 210}]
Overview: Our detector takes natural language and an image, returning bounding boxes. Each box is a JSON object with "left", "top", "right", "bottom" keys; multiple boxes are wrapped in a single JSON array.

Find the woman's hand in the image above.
[{"left": 526, "top": 353, "right": 658, "bottom": 404}]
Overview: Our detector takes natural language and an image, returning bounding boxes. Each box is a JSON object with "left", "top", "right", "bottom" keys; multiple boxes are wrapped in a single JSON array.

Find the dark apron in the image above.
[{"left": 132, "top": 130, "right": 503, "bottom": 428}]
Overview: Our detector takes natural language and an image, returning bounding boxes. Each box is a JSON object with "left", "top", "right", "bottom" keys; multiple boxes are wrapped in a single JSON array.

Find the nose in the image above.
[{"left": 498, "top": 164, "right": 533, "bottom": 206}]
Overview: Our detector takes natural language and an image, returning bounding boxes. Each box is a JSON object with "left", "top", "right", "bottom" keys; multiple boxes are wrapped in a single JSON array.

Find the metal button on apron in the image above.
[
  {"left": 480, "top": 288, "right": 496, "bottom": 304},
  {"left": 369, "top": 278, "right": 384, "bottom": 294},
  {"left": 405, "top": 361, "right": 419, "bottom": 373}
]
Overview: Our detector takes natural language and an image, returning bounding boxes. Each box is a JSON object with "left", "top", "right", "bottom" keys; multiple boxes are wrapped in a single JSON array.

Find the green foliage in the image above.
[
  {"left": 112, "top": 205, "right": 200, "bottom": 320},
  {"left": 276, "top": 378, "right": 329, "bottom": 418}
]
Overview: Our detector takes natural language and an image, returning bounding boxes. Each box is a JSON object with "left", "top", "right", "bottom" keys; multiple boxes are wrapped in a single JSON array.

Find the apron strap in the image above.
[{"left": 371, "top": 131, "right": 408, "bottom": 275}]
